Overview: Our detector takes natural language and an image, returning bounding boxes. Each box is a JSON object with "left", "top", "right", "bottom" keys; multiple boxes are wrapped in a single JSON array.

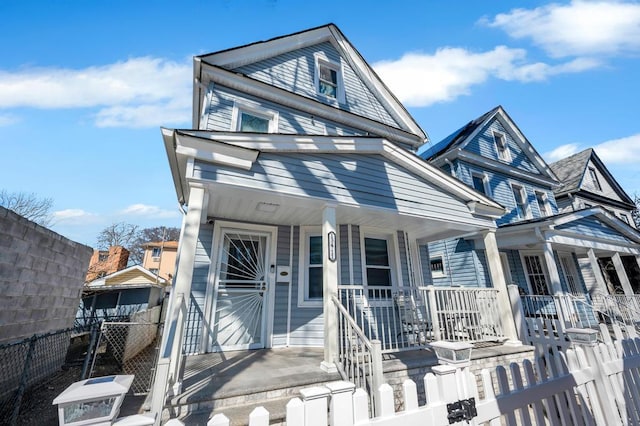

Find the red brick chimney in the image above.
[{"left": 85, "top": 246, "right": 130, "bottom": 282}]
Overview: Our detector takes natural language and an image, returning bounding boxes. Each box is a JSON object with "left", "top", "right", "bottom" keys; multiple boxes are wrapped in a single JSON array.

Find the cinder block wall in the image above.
[{"left": 0, "top": 206, "right": 93, "bottom": 344}]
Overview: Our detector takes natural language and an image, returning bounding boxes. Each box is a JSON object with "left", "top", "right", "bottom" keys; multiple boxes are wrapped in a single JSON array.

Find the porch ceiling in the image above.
[{"left": 204, "top": 182, "right": 485, "bottom": 241}]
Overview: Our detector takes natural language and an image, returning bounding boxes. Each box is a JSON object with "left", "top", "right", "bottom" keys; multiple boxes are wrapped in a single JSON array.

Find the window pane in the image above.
[
  {"left": 472, "top": 175, "right": 485, "bottom": 194},
  {"left": 320, "top": 66, "right": 337, "bottom": 84},
  {"left": 366, "top": 268, "right": 391, "bottom": 287},
  {"left": 240, "top": 112, "right": 269, "bottom": 132},
  {"left": 319, "top": 81, "right": 337, "bottom": 98},
  {"left": 430, "top": 258, "right": 444, "bottom": 274},
  {"left": 309, "top": 236, "right": 322, "bottom": 264},
  {"left": 308, "top": 267, "right": 323, "bottom": 299},
  {"left": 364, "top": 238, "right": 389, "bottom": 266},
  {"left": 536, "top": 192, "right": 547, "bottom": 216}
]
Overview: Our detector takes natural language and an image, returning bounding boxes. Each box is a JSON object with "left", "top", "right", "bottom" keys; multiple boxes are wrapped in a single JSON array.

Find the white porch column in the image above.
[
  {"left": 321, "top": 204, "right": 338, "bottom": 373},
  {"left": 612, "top": 253, "right": 634, "bottom": 296},
  {"left": 173, "top": 184, "right": 208, "bottom": 296},
  {"left": 542, "top": 242, "right": 564, "bottom": 295},
  {"left": 482, "top": 231, "right": 520, "bottom": 344},
  {"left": 587, "top": 249, "right": 609, "bottom": 294}
]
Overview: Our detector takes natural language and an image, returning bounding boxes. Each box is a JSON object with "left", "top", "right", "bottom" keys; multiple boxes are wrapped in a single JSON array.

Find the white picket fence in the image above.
[{"left": 164, "top": 334, "right": 640, "bottom": 426}]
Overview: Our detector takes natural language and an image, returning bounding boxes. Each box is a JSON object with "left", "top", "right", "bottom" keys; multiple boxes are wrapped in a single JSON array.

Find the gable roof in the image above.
[
  {"left": 193, "top": 24, "right": 427, "bottom": 148},
  {"left": 85, "top": 264, "right": 167, "bottom": 289},
  {"left": 419, "top": 106, "right": 559, "bottom": 185},
  {"left": 549, "top": 148, "right": 634, "bottom": 205}
]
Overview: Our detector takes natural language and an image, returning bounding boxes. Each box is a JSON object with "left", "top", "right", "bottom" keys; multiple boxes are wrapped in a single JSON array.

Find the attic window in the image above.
[
  {"left": 315, "top": 57, "right": 344, "bottom": 103},
  {"left": 535, "top": 191, "right": 551, "bottom": 217},
  {"left": 231, "top": 101, "right": 279, "bottom": 133},
  {"left": 588, "top": 167, "right": 602, "bottom": 191},
  {"left": 493, "top": 132, "right": 511, "bottom": 162}
]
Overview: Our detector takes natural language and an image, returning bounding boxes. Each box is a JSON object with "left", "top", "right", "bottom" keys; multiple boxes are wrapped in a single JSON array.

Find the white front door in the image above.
[{"left": 209, "top": 225, "right": 274, "bottom": 352}]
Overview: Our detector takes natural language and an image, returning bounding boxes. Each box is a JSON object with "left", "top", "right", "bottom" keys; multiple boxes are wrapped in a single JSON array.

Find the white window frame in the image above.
[
  {"left": 360, "top": 229, "right": 401, "bottom": 295},
  {"left": 534, "top": 190, "right": 551, "bottom": 217},
  {"left": 314, "top": 55, "right": 345, "bottom": 103},
  {"left": 511, "top": 183, "right": 531, "bottom": 219},
  {"left": 558, "top": 252, "right": 581, "bottom": 295},
  {"left": 471, "top": 171, "right": 491, "bottom": 197},
  {"left": 297, "top": 226, "right": 324, "bottom": 308},
  {"left": 519, "top": 251, "right": 551, "bottom": 295},
  {"left": 429, "top": 252, "right": 446, "bottom": 279},
  {"left": 231, "top": 100, "right": 279, "bottom": 133},
  {"left": 493, "top": 131, "right": 511, "bottom": 162}
]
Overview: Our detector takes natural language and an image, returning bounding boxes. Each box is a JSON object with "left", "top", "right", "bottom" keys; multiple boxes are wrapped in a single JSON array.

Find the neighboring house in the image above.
[
  {"left": 153, "top": 24, "right": 523, "bottom": 420},
  {"left": 78, "top": 265, "right": 167, "bottom": 327},
  {"left": 142, "top": 240, "right": 178, "bottom": 281},
  {"left": 85, "top": 245, "right": 130, "bottom": 282},
  {"left": 550, "top": 148, "right": 637, "bottom": 227},
  {"left": 421, "top": 106, "right": 640, "bottom": 302}
]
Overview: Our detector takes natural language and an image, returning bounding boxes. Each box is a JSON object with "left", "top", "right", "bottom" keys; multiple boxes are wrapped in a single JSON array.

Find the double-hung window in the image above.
[
  {"left": 231, "top": 101, "right": 278, "bottom": 133},
  {"left": 151, "top": 247, "right": 162, "bottom": 258},
  {"left": 298, "top": 227, "right": 324, "bottom": 307},
  {"left": 511, "top": 184, "right": 530, "bottom": 219},
  {"left": 315, "top": 56, "right": 344, "bottom": 103},
  {"left": 429, "top": 254, "right": 446, "bottom": 279},
  {"left": 363, "top": 234, "right": 396, "bottom": 299},
  {"left": 471, "top": 172, "right": 489, "bottom": 196},
  {"left": 493, "top": 132, "right": 511, "bottom": 162},
  {"left": 535, "top": 191, "right": 551, "bottom": 217}
]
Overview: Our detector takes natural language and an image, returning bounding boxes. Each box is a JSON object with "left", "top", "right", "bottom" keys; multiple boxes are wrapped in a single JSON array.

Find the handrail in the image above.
[
  {"left": 332, "top": 295, "right": 383, "bottom": 415},
  {"left": 592, "top": 293, "right": 640, "bottom": 326},
  {"left": 150, "top": 293, "right": 187, "bottom": 425}
]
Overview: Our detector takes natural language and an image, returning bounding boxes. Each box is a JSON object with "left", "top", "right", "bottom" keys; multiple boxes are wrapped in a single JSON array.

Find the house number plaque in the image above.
[{"left": 328, "top": 231, "right": 336, "bottom": 262}]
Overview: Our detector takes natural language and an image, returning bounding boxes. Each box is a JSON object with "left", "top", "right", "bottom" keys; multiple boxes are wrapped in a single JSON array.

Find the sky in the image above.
[{"left": 1, "top": 0, "right": 640, "bottom": 247}]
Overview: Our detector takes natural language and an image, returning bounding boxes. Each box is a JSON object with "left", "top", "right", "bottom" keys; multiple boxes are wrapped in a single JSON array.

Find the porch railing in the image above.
[
  {"left": 521, "top": 293, "right": 611, "bottom": 330},
  {"left": 150, "top": 293, "right": 187, "bottom": 425},
  {"left": 591, "top": 293, "right": 640, "bottom": 326},
  {"left": 337, "top": 285, "right": 505, "bottom": 353},
  {"left": 332, "top": 295, "right": 382, "bottom": 414}
]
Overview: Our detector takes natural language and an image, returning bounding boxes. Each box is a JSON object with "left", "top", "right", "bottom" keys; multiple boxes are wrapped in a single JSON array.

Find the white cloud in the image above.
[
  {"left": 53, "top": 209, "right": 98, "bottom": 223},
  {"left": 119, "top": 204, "right": 180, "bottom": 219},
  {"left": 373, "top": 47, "right": 600, "bottom": 107},
  {"left": 483, "top": 1, "right": 640, "bottom": 58},
  {"left": 593, "top": 133, "right": 640, "bottom": 164},
  {"left": 0, "top": 113, "right": 19, "bottom": 127},
  {"left": 544, "top": 143, "right": 581, "bottom": 162},
  {"left": 0, "top": 57, "right": 191, "bottom": 128}
]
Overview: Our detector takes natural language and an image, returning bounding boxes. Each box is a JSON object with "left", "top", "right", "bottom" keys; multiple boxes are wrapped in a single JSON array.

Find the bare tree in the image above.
[
  {"left": 96, "top": 222, "right": 139, "bottom": 250},
  {"left": 0, "top": 189, "right": 53, "bottom": 226},
  {"left": 129, "top": 226, "right": 180, "bottom": 265}
]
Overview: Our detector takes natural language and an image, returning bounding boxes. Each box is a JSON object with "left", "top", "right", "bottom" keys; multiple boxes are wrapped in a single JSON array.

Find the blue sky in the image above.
[{"left": 2, "top": 0, "right": 639, "bottom": 247}]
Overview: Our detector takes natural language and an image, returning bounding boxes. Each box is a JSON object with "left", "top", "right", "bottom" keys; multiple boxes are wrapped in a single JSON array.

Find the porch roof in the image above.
[
  {"left": 496, "top": 206, "right": 640, "bottom": 255},
  {"left": 163, "top": 129, "right": 505, "bottom": 240}
]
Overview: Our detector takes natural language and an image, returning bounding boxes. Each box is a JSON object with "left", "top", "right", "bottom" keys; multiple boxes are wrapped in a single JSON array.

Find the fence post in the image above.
[
  {"left": 10, "top": 335, "right": 37, "bottom": 425},
  {"left": 325, "top": 381, "right": 355, "bottom": 426},
  {"left": 81, "top": 322, "right": 100, "bottom": 379},
  {"left": 299, "top": 386, "right": 331, "bottom": 426},
  {"left": 427, "top": 287, "right": 442, "bottom": 341},
  {"left": 579, "top": 342, "right": 624, "bottom": 425},
  {"left": 507, "top": 285, "right": 526, "bottom": 342},
  {"left": 371, "top": 339, "right": 384, "bottom": 416}
]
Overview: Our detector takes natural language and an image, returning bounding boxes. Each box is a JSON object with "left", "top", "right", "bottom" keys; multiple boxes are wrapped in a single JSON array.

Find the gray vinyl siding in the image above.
[
  {"left": 204, "top": 84, "right": 365, "bottom": 136},
  {"left": 464, "top": 120, "right": 539, "bottom": 174},
  {"left": 289, "top": 225, "right": 324, "bottom": 347},
  {"left": 194, "top": 153, "right": 489, "bottom": 227},
  {"left": 427, "top": 239, "right": 489, "bottom": 287},
  {"left": 272, "top": 225, "right": 292, "bottom": 347},
  {"left": 578, "top": 257, "right": 599, "bottom": 295},
  {"left": 454, "top": 160, "right": 558, "bottom": 226},
  {"left": 340, "top": 225, "right": 350, "bottom": 284},
  {"left": 556, "top": 217, "right": 633, "bottom": 243},
  {"left": 234, "top": 41, "right": 400, "bottom": 128},
  {"left": 351, "top": 225, "right": 363, "bottom": 285},
  {"left": 419, "top": 244, "right": 433, "bottom": 286},
  {"left": 397, "top": 231, "right": 410, "bottom": 286},
  {"left": 183, "top": 224, "right": 213, "bottom": 354}
]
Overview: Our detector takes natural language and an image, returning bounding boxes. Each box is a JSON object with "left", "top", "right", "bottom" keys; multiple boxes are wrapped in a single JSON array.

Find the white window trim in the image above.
[
  {"left": 534, "top": 190, "right": 551, "bottom": 217},
  {"left": 298, "top": 226, "right": 324, "bottom": 308},
  {"left": 493, "top": 131, "right": 511, "bottom": 162},
  {"left": 510, "top": 182, "right": 531, "bottom": 219},
  {"left": 499, "top": 252, "right": 513, "bottom": 285},
  {"left": 314, "top": 55, "right": 345, "bottom": 104},
  {"left": 519, "top": 251, "right": 551, "bottom": 295},
  {"left": 471, "top": 171, "right": 491, "bottom": 197},
  {"left": 429, "top": 252, "right": 446, "bottom": 279},
  {"left": 231, "top": 100, "right": 279, "bottom": 133},
  {"left": 359, "top": 228, "right": 401, "bottom": 292}
]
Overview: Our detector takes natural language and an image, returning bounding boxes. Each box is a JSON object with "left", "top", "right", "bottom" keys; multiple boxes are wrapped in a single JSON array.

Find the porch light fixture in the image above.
[
  {"left": 256, "top": 202, "right": 279, "bottom": 213},
  {"left": 566, "top": 328, "right": 599, "bottom": 346},
  {"left": 52, "top": 375, "right": 133, "bottom": 426},
  {"left": 430, "top": 341, "right": 473, "bottom": 367}
]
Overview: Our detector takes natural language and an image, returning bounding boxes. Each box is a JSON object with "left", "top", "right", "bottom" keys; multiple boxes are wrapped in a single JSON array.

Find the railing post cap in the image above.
[
  {"left": 299, "top": 386, "right": 331, "bottom": 401},
  {"left": 324, "top": 381, "right": 356, "bottom": 394}
]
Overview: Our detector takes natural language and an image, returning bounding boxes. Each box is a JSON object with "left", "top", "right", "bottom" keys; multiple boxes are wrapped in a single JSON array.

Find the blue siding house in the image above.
[
  {"left": 152, "top": 25, "right": 524, "bottom": 421},
  {"left": 421, "top": 106, "right": 640, "bottom": 316}
]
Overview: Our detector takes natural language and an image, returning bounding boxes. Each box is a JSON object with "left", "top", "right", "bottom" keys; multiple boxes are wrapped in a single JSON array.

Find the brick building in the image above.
[{"left": 85, "top": 246, "right": 129, "bottom": 282}]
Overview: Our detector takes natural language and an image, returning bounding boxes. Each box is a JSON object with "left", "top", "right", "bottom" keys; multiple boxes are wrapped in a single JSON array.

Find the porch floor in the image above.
[{"left": 166, "top": 343, "right": 534, "bottom": 424}]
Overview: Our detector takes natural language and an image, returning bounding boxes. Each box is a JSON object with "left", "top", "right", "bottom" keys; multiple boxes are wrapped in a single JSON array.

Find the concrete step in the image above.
[{"left": 180, "top": 396, "right": 291, "bottom": 426}]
